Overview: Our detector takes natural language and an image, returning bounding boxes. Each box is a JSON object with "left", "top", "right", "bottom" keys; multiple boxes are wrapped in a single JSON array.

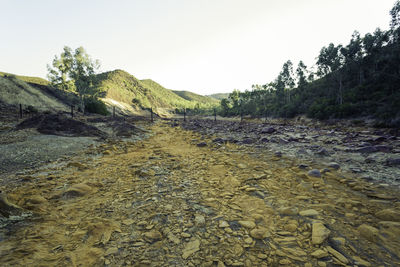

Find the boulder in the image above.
[{"left": 312, "top": 223, "right": 330, "bottom": 245}]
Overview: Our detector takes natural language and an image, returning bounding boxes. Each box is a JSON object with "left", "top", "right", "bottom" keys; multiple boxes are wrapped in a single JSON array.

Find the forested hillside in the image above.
[{"left": 220, "top": 1, "right": 400, "bottom": 126}]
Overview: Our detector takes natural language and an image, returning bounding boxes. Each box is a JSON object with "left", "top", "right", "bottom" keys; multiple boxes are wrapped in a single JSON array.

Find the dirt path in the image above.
[{"left": 0, "top": 121, "right": 399, "bottom": 266}]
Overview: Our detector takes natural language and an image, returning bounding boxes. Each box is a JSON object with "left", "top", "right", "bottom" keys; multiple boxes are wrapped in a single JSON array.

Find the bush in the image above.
[{"left": 85, "top": 98, "right": 109, "bottom": 115}]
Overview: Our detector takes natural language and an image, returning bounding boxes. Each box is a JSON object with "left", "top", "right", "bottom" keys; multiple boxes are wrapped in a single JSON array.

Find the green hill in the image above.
[
  {"left": 207, "top": 93, "right": 230, "bottom": 101},
  {"left": 95, "top": 70, "right": 217, "bottom": 112},
  {"left": 95, "top": 70, "right": 194, "bottom": 110},
  {"left": 172, "top": 90, "right": 219, "bottom": 106}
]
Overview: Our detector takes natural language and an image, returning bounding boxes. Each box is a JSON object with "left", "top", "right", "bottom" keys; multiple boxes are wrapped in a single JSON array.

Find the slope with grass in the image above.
[
  {"left": 0, "top": 73, "right": 69, "bottom": 112},
  {"left": 207, "top": 93, "right": 229, "bottom": 101},
  {"left": 172, "top": 90, "right": 219, "bottom": 107},
  {"left": 96, "top": 70, "right": 218, "bottom": 113}
]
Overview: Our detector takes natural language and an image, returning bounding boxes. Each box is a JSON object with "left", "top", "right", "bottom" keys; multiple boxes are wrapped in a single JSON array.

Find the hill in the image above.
[
  {"left": 95, "top": 70, "right": 218, "bottom": 114},
  {"left": 172, "top": 90, "right": 219, "bottom": 106},
  {"left": 0, "top": 73, "right": 69, "bottom": 112},
  {"left": 0, "top": 72, "right": 50, "bottom": 87},
  {"left": 94, "top": 70, "right": 194, "bottom": 113},
  {"left": 207, "top": 93, "right": 229, "bottom": 100}
]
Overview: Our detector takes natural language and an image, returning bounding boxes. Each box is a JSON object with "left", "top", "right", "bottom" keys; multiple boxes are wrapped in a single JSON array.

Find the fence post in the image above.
[
  {"left": 183, "top": 108, "right": 186, "bottom": 122},
  {"left": 113, "top": 106, "right": 115, "bottom": 118},
  {"left": 19, "top": 104, "right": 22, "bottom": 119},
  {"left": 151, "top": 107, "right": 154, "bottom": 122},
  {"left": 71, "top": 105, "right": 74, "bottom": 118}
]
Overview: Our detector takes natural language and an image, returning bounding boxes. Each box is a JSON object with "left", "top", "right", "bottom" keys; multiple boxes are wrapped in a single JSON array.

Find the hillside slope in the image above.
[
  {"left": 207, "top": 93, "right": 229, "bottom": 100},
  {"left": 172, "top": 90, "right": 219, "bottom": 106},
  {"left": 0, "top": 73, "right": 69, "bottom": 112}
]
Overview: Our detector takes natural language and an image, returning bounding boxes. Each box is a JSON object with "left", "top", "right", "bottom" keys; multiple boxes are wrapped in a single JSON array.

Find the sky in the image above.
[{"left": 0, "top": 0, "right": 396, "bottom": 95}]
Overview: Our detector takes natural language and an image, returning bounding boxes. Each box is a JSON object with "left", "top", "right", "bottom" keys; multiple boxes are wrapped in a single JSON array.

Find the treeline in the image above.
[{"left": 220, "top": 1, "right": 400, "bottom": 126}]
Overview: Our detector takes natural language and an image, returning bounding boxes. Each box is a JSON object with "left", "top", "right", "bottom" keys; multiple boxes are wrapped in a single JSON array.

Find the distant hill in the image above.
[
  {"left": 172, "top": 90, "right": 219, "bottom": 106},
  {"left": 207, "top": 93, "right": 229, "bottom": 100}
]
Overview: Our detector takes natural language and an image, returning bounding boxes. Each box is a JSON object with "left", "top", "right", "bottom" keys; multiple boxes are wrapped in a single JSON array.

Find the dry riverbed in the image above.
[{"left": 0, "top": 120, "right": 399, "bottom": 266}]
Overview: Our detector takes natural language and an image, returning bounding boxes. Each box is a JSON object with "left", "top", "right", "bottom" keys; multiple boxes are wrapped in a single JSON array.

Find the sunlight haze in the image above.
[{"left": 0, "top": 0, "right": 395, "bottom": 95}]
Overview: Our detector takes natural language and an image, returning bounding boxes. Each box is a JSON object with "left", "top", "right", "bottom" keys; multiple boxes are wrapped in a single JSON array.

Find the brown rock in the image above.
[
  {"left": 238, "top": 220, "right": 256, "bottom": 229},
  {"left": 63, "top": 183, "right": 93, "bottom": 198},
  {"left": 311, "top": 249, "right": 329, "bottom": 259},
  {"left": 326, "top": 246, "right": 349, "bottom": 264},
  {"left": 250, "top": 227, "right": 269, "bottom": 239},
  {"left": 144, "top": 230, "right": 162, "bottom": 242},
  {"left": 375, "top": 209, "right": 400, "bottom": 222},
  {"left": 312, "top": 223, "right": 330, "bottom": 245},
  {"left": 182, "top": 239, "right": 200, "bottom": 259},
  {"left": 358, "top": 224, "right": 379, "bottom": 242}
]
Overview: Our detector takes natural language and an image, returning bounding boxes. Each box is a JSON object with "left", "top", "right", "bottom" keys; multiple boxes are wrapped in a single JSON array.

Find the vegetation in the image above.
[
  {"left": 47, "top": 46, "right": 102, "bottom": 113},
  {"left": 172, "top": 90, "right": 219, "bottom": 106},
  {"left": 219, "top": 1, "right": 400, "bottom": 126},
  {"left": 207, "top": 93, "right": 230, "bottom": 101},
  {"left": 95, "top": 70, "right": 218, "bottom": 113}
]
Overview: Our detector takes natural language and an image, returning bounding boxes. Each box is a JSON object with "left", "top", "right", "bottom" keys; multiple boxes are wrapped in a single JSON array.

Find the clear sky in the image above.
[{"left": 0, "top": 0, "right": 395, "bottom": 95}]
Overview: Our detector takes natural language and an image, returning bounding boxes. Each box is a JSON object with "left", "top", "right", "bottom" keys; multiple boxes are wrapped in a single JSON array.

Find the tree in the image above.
[
  {"left": 390, "top": 0, "right": 400, "bottom": 41},
  {"left": 296, "top": 61, "right": 308, "bottom": 89},
  {"left": 317, "top": 43, "right": 345, "bottom": 104},
  {"left": 47, "top": 46, "right": 101, "bottom": 113}
]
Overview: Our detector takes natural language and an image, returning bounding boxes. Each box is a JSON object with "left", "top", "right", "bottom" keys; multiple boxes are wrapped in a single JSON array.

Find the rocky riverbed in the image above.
[
  {"left": 0, "top": 120, "right": 399, "bottom": 266},
  {"left": 181, "top": 119, "right": 400, "bottom": 188}
]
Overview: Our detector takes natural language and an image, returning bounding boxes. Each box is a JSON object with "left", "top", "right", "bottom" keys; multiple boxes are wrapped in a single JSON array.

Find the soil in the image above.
[{"left": 0, "top": 120, "right": 399, "bottom": 266}]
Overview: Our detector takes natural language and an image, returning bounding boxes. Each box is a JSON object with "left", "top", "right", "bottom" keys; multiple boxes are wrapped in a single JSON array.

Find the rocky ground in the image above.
[
  {"left": 0, "top": 119, "right": 399, "bottom": 266},
  {"left": 181, "top": 119, "right": 400, "bottom": 188}
]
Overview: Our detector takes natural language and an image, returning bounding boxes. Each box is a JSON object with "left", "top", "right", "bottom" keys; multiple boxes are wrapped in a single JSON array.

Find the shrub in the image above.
[{"left": 85, "top": 98, "right": 109, "bottom": 115}]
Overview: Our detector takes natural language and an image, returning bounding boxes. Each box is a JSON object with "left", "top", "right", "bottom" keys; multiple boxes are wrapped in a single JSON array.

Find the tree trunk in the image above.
[{"left": 337, "top": 74, "right": 343, "bottom": 105}]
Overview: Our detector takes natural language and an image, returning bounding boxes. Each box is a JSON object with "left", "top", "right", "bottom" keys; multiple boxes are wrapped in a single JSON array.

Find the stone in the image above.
[
  {"left": 238, "top": 220, "right": 256, "bottom": 229},
  {"left": 182, "top": 239, "right": 200, "bottom": 259},
  {"left": 284, "top": 223, "right": 297, "bottom": 232},
  {"left": 326, "top": 246, "right": 348, "bottom": 264},
  {"left": 233, "top": 243, "right": 244, "bottom": 256},
  {"left": 311, "top": 249, "right": 329, "bottom": 259},
  {"left": 167, "top": 232, "right": 180, "bottom": 244},
  {"left": 299, "top": 209, "right": 319, "bottom": 217},
  {"left": 195, "top": 214, "right": 206, "bottom": 226},
  {"left": 242, "top": 138, "right": 254, "bottom": 144},
  {"left": 327, "top": 162, "right": 340, "bottom": 170},
  {"left": 279, "top": 259, "right": 291, "bottom": 265},
  {"left": 238, "top": 164, "right": 247, "bottom": 169},
  {"left": 197, "top": 142, "right": 207, "bottom": 147},
  {"left": 308, "top": 169, "right": 321, "bottom": 178},
  {"left": 375, "top": 209, "right": 400, "bottom": 222},
  {"left": 63, "top": 183, "right": 93, "bottom": 198},
  {"left": 144, "top": 230, "right": 162, "bottom": 242},
  {"left": 358, "top": 224, "right": 379, "bottom": 242},
  {"left": 26, "top": 195, "right": 47, "bottom": 205},
  {"left": 312, "top": 223, "right": 330, "bottom": 245},
  {"left": 105, "top": 247, "right": 119, "bottom": 255},
  {"left": 352, "top": 256, "right": 371, "bottom": 267},
  {"left": 250, "top": 227, "right": 269, "bottom": 239},
  {"left": 386, "top": 158, "right": 400, "bottom": 166},
  {"left": 219, "top": 220, "right": 229, "bottom": 228},
  {"left": 278, "top": 207, "right": 298, "bottom": 216},
  {"left": 244, "top": 237, "right": 253, "bottom": 244},
  {"left": 355, "top": 146, "right": 378, "bottom": 153},
  {"left": 261, "top": 127, "right": 275, "bottom": 134}
]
